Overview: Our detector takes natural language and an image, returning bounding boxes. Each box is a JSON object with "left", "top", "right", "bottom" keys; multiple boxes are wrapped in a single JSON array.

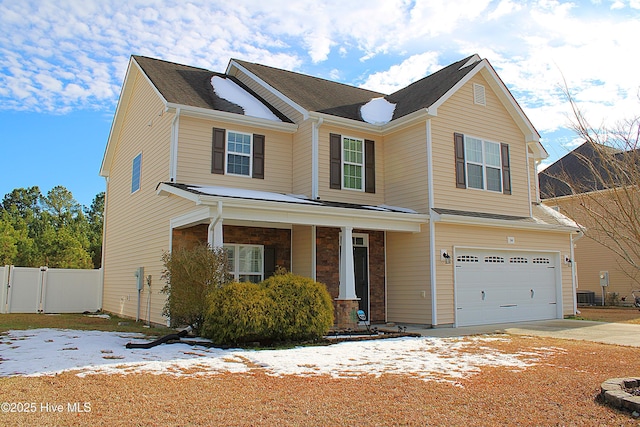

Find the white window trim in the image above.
[
  {"left": 224, "top": 244, "right": 264, "bottom": 282},
  {"left": 342, "top": 135, "right": 365, "bottom": 192},
  {"left": 225, "top": 130, "right": 253, "bottom": 178},
  {"left": 464, "top": 135, "right": 502, "bottom": 193},
  {"left": 131, "top": 152, "right": 142, "bottom": 194}
]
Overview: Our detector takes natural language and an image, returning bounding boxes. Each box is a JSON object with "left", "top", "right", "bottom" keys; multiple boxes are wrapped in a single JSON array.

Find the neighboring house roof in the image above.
[{"left": 539, "top": 140, "right": 630, "bottom": 199}]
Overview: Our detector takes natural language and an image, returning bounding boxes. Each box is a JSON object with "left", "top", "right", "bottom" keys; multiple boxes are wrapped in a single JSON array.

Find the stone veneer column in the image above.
[{"left": 334, "top": 299, "right": 360, "bottom": 330}]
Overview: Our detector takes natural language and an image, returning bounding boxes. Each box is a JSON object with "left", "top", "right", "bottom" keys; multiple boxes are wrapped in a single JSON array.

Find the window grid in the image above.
[
  {"left": 465, "top": 136, "right": 502, "bottom": 192},
  {"left": 225, "top": 244, "right": 264, "bottom": 283},
  {"left": 343, "top": 136, "right": 364, "bottom": 190},
  {"left": 227, "top": 131, "right": 252, "bottom": 176},
  {"left": 510, "top": 257, "right": 529, "bottom": 264},
  {"left": 484, "top": 256, "right": 505, "bottom": 263},
  {"left": 457, "top": 255, "right": 479, "bottom": 263}
]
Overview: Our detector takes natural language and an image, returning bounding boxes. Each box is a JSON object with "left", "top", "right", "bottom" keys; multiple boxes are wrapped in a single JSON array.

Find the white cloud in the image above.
[{"left": 360, "top": 52, "right": 442, "bottom": 93}]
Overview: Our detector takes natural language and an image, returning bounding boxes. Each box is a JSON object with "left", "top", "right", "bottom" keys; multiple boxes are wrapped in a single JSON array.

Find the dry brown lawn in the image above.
[
  {"left": 577, "top": 306, "right": 640, "bottom": 324},
  {"left": 1, "top": 333, "right": 639, "bottom": 426}
]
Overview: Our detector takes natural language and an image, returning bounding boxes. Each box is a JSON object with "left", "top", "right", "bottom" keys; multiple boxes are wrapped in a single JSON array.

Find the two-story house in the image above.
[{"left": 100, "top": 54, "right": 580, "bottom": 328}]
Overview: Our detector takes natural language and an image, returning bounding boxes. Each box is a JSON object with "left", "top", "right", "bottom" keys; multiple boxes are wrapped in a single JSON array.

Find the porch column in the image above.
[{"left": 338, "top": 226, "right": 357, "bottom": 300}]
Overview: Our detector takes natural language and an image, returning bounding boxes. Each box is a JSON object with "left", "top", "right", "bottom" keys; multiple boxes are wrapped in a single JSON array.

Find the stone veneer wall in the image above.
[
  {"left": 315, "top": 227, "right": 386, "bottom": 323},
  {"left": 171, "top": 224, "right": 291, "bottom": 272}
]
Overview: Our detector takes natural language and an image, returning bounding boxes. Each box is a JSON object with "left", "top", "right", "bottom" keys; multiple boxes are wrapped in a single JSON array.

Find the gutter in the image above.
[
  {"left": 311, "top": 117, "right": 323, "bottom": 200},
  {"left": 169, "top": 108, "right": 180, "bottom": 182},
  {"left": 165, "top": 103, "right": 298, "bottom": 133}
]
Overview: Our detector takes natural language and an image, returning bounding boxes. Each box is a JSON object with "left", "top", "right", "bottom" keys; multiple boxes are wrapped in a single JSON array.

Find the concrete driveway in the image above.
[{"left": 403, "top": 319, "right": 640, "bottom": 347}]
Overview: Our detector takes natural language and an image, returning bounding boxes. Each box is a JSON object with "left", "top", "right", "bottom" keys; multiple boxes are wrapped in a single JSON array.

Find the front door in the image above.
[{"left": 354, "top": 246, "right": 369, "bottom": 322}]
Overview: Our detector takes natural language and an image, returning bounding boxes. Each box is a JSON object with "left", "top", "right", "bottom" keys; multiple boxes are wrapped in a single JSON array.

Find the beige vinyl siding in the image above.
[
  {"left": 102, "top": 70, "right": 188, "bottom": 325},
  {"left": 544, "top": 196, "right": 638, "bottom": 301},
  {"left": 431, "top": 73, "right": 531, "bottom": 217},
  {"left": 383, "top": 123, "right": 429, "bottom": 213},
  {"left": 291, "top": 225, "right": 313, "bottom": 277},
  {"left": 176, "top": 116, "right": 293, "bottom": 194},
  {"left": 386, "top": 228, "right": 431, "bottom": 324},
  {"left": 434, "top": 223, "right": 575, "bottom": 324},
  {"left": 102, "top": 71, "right": 209, "bottom": 325},
  {"left": 317, "top": 125, "right": 385, "bottom": 205},
  {"left": 292, "top": 120, "right": 313, "bottom": 197},
  {"left": 232, "top": 68, "right": 304, "bottom": 123}
]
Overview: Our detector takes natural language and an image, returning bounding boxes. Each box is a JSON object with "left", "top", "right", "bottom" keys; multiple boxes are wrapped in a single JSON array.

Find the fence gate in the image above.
[{"left": 1, "top": 266, "right": 102, "bottom": 314}]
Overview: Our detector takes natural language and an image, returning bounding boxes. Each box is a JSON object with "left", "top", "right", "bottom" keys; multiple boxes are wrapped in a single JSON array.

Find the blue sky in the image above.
[{"left": 1, "top": 0, "right": 639, "bottom": 207}]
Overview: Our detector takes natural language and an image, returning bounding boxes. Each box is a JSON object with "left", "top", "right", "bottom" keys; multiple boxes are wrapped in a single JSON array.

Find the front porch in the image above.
[
  {"left": 172, "top": 223, "right": 386, "bottom": 327},
  {"left": 158, "top": 182, "right": 428, "bottom": 329}
]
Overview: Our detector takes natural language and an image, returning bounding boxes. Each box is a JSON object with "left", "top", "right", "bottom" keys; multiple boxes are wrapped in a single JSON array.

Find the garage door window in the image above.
[
  {"left": 532, "top": 257, "right": 550, "bottom": 264},
  {"left": 484, "top": 256, "right": 504, "bottom": 263}
]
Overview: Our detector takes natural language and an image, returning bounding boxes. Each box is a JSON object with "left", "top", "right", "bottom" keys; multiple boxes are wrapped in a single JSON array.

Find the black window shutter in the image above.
[
  {"left": 365, "top": 139, "right": 375, "bottom": 193},
  {"left": 264, "top": 247, "right": 276, "bottom": 279},
  {"left": 330, "top": 133, "right": 342, "bottom": 189},
  {"left": 454, "top": 133, "right": 466, "bottom": 188},
  {"left": 501, "top": 143, "right": 511, "bottom": 195},
  {"left": 252, "top": 134, "right": 265, "bottom": 179},
  {"left": 212, "top": 128, "right": 226, "bottom": 174}
]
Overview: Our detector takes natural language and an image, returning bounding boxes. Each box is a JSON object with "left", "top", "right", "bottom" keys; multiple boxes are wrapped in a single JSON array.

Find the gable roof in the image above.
[
  {"left": 229, "top": 59, "right": 386, "bottom": 122},
  {"left": 132, "top": 56, "right": 291, "bottom": 122},
  {"left": 386, "top": 55, "right": 480, "bottom": 120},
  {"left": 538, "top": 140, "right": 632, "bottom": 198}
]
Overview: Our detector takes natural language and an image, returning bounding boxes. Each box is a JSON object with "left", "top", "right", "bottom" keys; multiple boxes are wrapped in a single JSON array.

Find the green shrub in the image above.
[
  {"left": 160, "top": 244, "right": 230, "bottom": 334},
  {"left": 203, "top": 273, "right": 334, "bottom": 345},
  {"left": 203, "top": 281, "right": 274, "bottom": 344}
]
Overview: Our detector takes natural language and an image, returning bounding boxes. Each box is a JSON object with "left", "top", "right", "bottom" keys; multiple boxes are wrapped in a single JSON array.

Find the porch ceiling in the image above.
[{"left": 157, "top": 182, "right": 428, "bottom": 232}]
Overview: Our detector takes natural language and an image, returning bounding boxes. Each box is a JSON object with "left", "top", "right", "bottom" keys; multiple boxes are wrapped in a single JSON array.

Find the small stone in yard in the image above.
[
  {"left": 633, "top": 411, "right": 639, "bottom": 418},
  {"left": 118, "top": 322, "right": 129, "bottom": 326}
]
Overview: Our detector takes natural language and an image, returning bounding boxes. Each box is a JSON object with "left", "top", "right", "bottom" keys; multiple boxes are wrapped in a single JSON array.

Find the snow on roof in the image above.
[
  {"left": 0, "top": 329, "right": 559, "bottom": 381},
  {"left": 211, "top": 76, "right": 282, "bottom": 122},
  {"left": 360, "top": 97, "right": 396, "bottom": 125},
  {"left": 188, "top": 185, "right": 320, "bottom": 204}
]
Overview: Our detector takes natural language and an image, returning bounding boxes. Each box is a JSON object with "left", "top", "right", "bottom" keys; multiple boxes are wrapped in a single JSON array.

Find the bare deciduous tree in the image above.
[{"left": 539, "top": 88, "right": 640, "bottom": 288}]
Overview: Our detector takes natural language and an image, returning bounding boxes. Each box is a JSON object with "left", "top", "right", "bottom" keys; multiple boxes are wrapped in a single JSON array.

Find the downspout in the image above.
[
  {"left": 570, "top": 230, "right": 584, "bottom": 315},
  {"left": 311, "top": 118, "right": 323, "bottom": 200},
  {"left": 208, "top": 201, "right": 224, "bottom": 248},
  {"left": 426, "top": 118, "right": 437, "bottom": 326},
  {"left": 169, "top": 108, "right": 181, "bottom": 182},
  {"left": 526, "top": 147, "right": 533, "bottom": 217}
]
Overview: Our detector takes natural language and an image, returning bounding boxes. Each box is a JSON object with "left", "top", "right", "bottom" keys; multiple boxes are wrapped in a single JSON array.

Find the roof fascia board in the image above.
[
  {"left": 165, "top": 102, "right": 298, "bottom": 133},
  {"left": 436, "top": 212, "right": 579, "bottom": 233},
  {"left": 101, "top": 57, "right": 169, "bottom": 177},
  {"left": 227, "top": 59, "right": 310, "bottom": 120},
  {"left": 309, "top": 108, "right": 434, "bottom": 136}
]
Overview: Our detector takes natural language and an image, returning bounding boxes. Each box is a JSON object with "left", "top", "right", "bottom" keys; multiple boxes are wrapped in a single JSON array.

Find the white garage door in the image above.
[{"left": 455, "top": 249, "right": 559, "bottom": 327}]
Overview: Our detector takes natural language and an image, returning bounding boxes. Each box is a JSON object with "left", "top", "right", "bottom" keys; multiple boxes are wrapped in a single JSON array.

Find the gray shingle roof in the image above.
[
  {"left": 132, "top": 56, "right": 291, "bottom": 122},
  {"left": 132, "top": 54, "right": 483, "bottom": 125}
]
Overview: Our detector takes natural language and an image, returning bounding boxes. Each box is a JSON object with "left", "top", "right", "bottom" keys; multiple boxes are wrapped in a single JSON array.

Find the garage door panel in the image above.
[{"left": 455, "top": 250, "right": 558, "bottom": 326}]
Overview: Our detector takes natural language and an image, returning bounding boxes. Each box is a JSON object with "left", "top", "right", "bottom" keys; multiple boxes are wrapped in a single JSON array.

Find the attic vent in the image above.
[{"left": 473, "top": 83, "right": 486, "bottom": 106}]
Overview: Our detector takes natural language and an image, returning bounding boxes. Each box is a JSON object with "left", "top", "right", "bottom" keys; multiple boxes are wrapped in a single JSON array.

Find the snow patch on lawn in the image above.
[{"left": 0, "top": 329, "right": 557, "bottom": 383}]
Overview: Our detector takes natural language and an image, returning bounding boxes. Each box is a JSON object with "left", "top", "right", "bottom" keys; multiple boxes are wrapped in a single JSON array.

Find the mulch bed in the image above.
[{"left": 1, "top": 335, "right": 639, "bottom": 426}]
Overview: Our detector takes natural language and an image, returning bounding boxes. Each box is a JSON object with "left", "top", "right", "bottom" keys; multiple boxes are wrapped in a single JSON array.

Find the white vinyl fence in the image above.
[{"left": 0, "top": 266, "right": 102, "bottom": 314}]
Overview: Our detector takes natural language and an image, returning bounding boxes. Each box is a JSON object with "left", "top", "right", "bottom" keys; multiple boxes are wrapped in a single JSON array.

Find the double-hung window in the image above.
[
  {"left": 329, "top": 133, "right": 376, "bottom": 193},
  {"left": 465, "top": 137, "right": 502, "bottom": 192},
  {"left": 224, "top": 244, "right": 264, "bottom": 283},
  {"left": 342, "top": 136, "right": 364, "bottom": 190},
  {"left": 455, "top": 132, "right": 511, "bottom": 194},
  {"left": 226, "top": 131, "right": 252, "bottom": 176},
  {"left": 211, "top": 128, "right": 265, "bottom": 179}
]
